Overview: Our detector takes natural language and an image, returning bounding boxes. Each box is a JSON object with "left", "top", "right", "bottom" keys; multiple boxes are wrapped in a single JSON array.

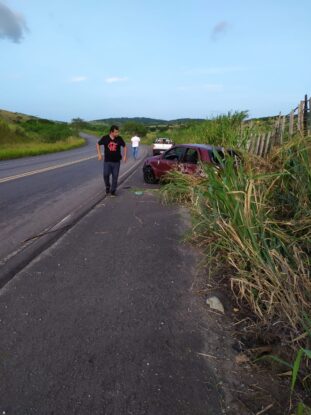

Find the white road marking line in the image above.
[{"left": 0, "top": 155, "right": 97, "bottom": 184}]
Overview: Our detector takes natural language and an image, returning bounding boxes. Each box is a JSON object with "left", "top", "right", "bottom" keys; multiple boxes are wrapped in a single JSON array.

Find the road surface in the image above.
[
  {"left": 0, "top": 134, "right": 147, "bottom": 265},
  {"left": 0, "top": 169, "right": 223, "bottom": 414}
]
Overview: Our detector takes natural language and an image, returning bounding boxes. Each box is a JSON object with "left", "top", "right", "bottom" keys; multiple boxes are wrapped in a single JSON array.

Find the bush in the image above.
[
  {"left": 20, "top": 119, "right": 73, "bottom": 142},
  {"left": 123, "top": 121, "right": 148, "bottom": 137},
  {"left": 0, "top": 119, "right": 27, "bottom": 144}
]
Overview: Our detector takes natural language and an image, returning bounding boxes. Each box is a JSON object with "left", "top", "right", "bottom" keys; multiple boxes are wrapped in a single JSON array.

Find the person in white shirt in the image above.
[{"left": 131, "top": 134, "right": 141, "bottom": 160}]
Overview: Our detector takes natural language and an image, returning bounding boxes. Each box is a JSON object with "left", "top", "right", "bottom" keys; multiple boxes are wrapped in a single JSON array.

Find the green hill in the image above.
[
  {"left": 90, "top": 117, "right": 205, "bottom": 126},
  {"left": 0, "top": 108, "right": 85, "bottom": 160},
  {"left": 0, "top": 109, "right": 38, "bottom": 123}
]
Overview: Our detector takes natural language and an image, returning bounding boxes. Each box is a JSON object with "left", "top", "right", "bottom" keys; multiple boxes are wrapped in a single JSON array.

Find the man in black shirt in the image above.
[{"left": 96, "top": 125, "right": 127, "bottom": 196}]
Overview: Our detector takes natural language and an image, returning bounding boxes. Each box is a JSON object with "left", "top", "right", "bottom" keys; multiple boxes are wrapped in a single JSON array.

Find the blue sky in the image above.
[{"left": 0, "top": 0, "right": 310, "bottom": 121}]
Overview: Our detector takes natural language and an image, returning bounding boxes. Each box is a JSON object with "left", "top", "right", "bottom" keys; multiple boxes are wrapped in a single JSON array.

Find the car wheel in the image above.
[{"left": 143, "top": 166, "right": 158, "bottom": 184}]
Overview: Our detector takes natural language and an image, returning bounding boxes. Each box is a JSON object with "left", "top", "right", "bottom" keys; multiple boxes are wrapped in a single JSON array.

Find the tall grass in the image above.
[
  {"left": 161, "top": 116, "right": 311, "bottom": 342},
  {"left": 167, "top": 111, "right": 252, "bottom": 148}
]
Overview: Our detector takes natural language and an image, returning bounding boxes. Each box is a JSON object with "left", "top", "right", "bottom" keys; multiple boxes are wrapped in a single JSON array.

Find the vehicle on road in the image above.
[
  {"left": 143, "top": 144, "right": 239, "bottom": 184},
  {"left": 152, "top": 138, "right": 174, "bottom": 156}
]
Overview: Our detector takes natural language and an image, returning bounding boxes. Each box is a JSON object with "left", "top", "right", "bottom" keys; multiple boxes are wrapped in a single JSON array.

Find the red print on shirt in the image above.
[{"left": 108, "top": 141, "right": 118, "bottom": 152}]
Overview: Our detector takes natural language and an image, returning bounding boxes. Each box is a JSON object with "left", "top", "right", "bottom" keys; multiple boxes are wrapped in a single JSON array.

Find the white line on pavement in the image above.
[{"left": 0, "top": 155, "right": 97, "bottom": 184}]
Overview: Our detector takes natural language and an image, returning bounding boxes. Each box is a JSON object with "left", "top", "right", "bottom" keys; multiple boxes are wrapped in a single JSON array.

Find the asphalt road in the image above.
[
  {"left": 0, "top": 168, "right": 222, "bottom": 415},
  {"left": 0, "top": 134, "right": 147, "bottom": 264},
  {"left": 0, "top": 133, "right": 97, "bottom": 180}
]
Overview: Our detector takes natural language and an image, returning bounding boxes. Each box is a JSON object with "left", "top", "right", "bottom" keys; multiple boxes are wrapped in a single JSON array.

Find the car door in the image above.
[
  {"left": 154, "top": 146, "right": 186, "bottom": 178},
  {"left": 180, "top": 147, "right": 200, "bottom": 174}
]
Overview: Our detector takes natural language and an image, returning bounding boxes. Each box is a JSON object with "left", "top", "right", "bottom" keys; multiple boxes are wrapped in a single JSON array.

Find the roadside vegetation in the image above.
[
  {"left": 0, "top": 111, "right": 85, "bottom": 160},
  {"left": 159, "top": 113, "right": 311, "bottom": 412}
]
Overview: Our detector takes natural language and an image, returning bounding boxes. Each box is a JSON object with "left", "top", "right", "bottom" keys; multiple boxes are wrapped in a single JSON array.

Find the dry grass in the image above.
[{"left": 161, "top": 134, "right": 311, "bottom": 343}]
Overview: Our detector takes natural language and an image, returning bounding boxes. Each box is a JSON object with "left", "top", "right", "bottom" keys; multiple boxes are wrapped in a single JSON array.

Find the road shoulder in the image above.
[{"left": 0, "top": 169, "right": 223, "bottom": 414}]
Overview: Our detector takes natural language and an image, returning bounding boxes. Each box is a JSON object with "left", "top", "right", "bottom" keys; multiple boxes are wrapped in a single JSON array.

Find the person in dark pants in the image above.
[{"left": 96, "top": 125, "right": 127, "bottom": 196}]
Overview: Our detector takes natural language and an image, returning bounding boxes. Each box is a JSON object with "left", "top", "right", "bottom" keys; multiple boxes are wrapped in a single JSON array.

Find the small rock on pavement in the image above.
[{"left": 206, "top": 296, "right": 225, "bottom": 314}]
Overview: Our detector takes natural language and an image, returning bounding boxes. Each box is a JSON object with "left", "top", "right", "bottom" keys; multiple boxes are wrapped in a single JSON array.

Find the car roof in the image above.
[{"left": 175, "top": 144, "right": 224, "bottom": 151}]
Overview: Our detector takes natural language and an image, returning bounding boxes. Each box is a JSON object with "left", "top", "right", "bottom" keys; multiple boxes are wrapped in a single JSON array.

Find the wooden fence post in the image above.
[
  {"left": 280, "top": 115, "right": 286, "bottom": 144},
  {"left": 258, "top": 133, "right": 266, "bottom": 157},
  {"left": 262, "top": 131, "right": 272, "bottom": 157},
  {"left": 276, "top": 114, "right": 282, "bottom": 144},
  {"left": 289, "top": 110, "right": 294, "bottom": 136},
  {"left": 298, "top": 101, "right": 304, "bottom": 132},
  {"left": 245, "top": 95, "right": 309, "bottom": 158},
  {"left": 303, "top": 94, "right": 309, "bottom": 136},
  {"left": 254, "top": 134, "right": 261, "bottom": 156},
  {"left": 247, "top": 134, "right": 254, "bottom": 153}
]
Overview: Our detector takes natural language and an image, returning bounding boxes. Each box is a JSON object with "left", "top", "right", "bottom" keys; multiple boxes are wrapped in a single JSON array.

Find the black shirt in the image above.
[{"left": 98, "top": 135, "right": 126, "bottom": 162}]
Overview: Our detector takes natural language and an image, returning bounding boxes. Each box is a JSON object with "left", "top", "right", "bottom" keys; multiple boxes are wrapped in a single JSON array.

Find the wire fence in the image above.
[{"left": 248, "top": 94, "right": 310, "bottom": 157}]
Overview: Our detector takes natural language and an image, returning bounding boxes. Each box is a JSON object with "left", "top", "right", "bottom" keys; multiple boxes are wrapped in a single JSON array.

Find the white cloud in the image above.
[
  {"left": 70, "top": 76, "right": 87, "bottom": 83},
  {"left": 105, "top": 76, "right": 128, "bottom": 84},
  {"left": 0, "top": 1, "right": 28, "bottom": 43}
]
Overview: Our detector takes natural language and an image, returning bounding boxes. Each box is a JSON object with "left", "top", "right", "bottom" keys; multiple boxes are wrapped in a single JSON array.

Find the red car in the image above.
[{"left": 143, "top": 144, "right": 238, "bottom": 184}]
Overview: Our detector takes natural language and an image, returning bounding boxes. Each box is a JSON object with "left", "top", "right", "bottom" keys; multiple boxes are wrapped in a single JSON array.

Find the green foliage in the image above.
[
  {"left": 71, "top": 117, "right": 90, "bottom": 131},
  {"left": 0, "top": 137, "right": 85, "bottom": 160},
  {"left": 21, "top": 119, "right": 73, "bottom": 142},
  {"left": 0, "top": 112, "right": 85, "bottom": 159},
  {"left": 262, "top": 315, "right": 311, "bottom": 413},
  {"left": 168, "top": 111, "right": 250, "bottom": 148},
  {"left": 90, "top": 116, "right": 205, "bottom": 126},
  {"left": 161, "top": 128, "right": 311, "bottom": 412},
  {"left": 297, "top": 402, "right": 311, "bottom": 415},
  {"left": 123, "top": 121, "right": 148, "bottom": 137},
  {"left": 0, "top": 119, "right": 27, "bottom": 144},
  {"left": 161, "top": 131, "right": 311, "bottom": 339}
]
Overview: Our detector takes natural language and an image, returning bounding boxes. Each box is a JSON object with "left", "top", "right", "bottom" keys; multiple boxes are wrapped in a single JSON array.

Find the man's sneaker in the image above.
[
  {"left": 106, "top": 187, "right": 110, "bottom": 195},
  {"left": 111, "top": 191, "right": 117, "bottom": 197}
]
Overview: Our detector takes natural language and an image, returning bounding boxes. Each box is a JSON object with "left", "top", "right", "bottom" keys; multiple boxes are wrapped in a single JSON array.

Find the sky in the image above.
[{"left": 0, "top": 0, "right": 310, "bottom": 122}]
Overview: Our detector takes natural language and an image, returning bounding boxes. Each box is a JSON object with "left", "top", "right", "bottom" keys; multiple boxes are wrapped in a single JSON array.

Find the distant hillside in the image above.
[
  {"left": 0, "top": 109, "right": 38, "bottom": 123},
  {"left": 0, "top": 109, "right": 66, "bottom": 125},
  {"left": 90, "top": 117, "right": 205, "bottom": 126}
]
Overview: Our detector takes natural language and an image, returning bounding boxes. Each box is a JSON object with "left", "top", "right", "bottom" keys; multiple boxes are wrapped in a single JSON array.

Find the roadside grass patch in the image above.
[
  {"left": 161, "top": 135, "right": 311, "bottom": 340},
  {"left": 0, "top": 117, "right": 85, "bottom": 159},
  {"left": 0, "top": 137, "right": 85, "bottom": 160},
  {"left": 160, "top": 114, "right": 311, "bottom": 411}
]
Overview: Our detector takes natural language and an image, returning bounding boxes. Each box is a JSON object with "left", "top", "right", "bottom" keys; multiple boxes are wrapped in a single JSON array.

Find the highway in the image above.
[{"left": 0, "top": 134, "right": 147, "bottom": 266}]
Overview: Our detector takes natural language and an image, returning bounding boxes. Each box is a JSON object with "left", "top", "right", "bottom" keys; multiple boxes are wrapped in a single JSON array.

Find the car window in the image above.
[
  {"left": 163, "top": 147, "right": 185, "bottom": 161},
  {"left": 208, "top": 149, "right": 225, "bottom": 166},
  {"left": 183, "top": 148, "right": 198, "bottom": 164},
  {"left": 208, "top": 148, "right": 241, "bottom": 167},
  {"left": 155, "top": 138, "right": 172, "bottom": 144}
]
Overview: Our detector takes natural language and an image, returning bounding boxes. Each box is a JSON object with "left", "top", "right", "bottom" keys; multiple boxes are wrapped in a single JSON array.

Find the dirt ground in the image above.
[{"left": 190, "top": 259, "right": 295, "bottom": 415}]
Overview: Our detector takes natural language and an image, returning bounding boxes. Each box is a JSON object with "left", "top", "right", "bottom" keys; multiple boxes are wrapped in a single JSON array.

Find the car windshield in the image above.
[
  {"left": 208, "top": 148, "right": 240, "bottom": 166},
  {"left": 209, "top": 149, "right": 225, "bottom": 165},
  {"left": 155, "top": 138, "right": 172, "bottom": 144}
]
